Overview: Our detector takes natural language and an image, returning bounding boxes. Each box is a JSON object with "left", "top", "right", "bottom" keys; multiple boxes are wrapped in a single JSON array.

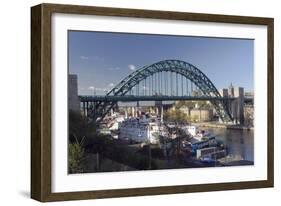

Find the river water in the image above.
[{"left": 201, "top": 127, "right": 254, "bottom": 162}]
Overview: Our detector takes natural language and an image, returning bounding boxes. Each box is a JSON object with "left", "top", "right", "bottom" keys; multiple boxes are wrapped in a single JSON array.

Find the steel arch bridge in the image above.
[{"left": 81, "top": 59, "right": 233, "bottom": 122}]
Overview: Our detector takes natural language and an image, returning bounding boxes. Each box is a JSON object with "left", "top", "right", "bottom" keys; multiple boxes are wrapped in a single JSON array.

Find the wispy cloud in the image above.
[
  {"left": 108, "top": 83, "right": 115, "bottom": 87},
  {"left": 128, "top": 64, "right": 136, "bottom": 71},
  {"left": 88, "top": 86, "right": 108, "bottom": 92},
  {"left": 93, "top": 56, "right": 105, "bottom": 61},
  {"left": 80, "top": 56, "right": 89, "bottom": 60},
  {"left": 88, "top": 86, "right": 95, "bottom": 91}
]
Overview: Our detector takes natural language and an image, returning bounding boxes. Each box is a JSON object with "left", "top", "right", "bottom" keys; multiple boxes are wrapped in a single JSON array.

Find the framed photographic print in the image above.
[{"left": 31, "top": 3, "right": 274, "bottom": 202}]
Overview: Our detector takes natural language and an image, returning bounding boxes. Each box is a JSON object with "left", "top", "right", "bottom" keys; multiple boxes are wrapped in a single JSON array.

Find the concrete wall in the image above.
[
  {"left": 68, "top": 74, "right": 80, "bottom": 112},
  {"left": 219, "top": 88, "right": 228, "bottom": 97},
  {"left": 221, "top": 85, "right": 246, "bottom": 125},
  {"left": 233, "top": 87, "right": 245, "bottom": 124}
]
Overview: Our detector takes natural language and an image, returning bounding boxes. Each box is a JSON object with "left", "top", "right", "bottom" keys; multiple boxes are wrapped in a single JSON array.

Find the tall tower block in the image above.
[{"left": 68, "top": 74, "right": 80, "bottom": 112}]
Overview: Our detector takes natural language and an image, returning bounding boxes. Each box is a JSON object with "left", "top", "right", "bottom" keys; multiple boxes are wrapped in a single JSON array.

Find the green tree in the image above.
[
  {"left": 68, "top": 135, "right": 85, "bottom": 173},
  {"left": 164, "top": 109, "right": 187, "bottom": 123}
]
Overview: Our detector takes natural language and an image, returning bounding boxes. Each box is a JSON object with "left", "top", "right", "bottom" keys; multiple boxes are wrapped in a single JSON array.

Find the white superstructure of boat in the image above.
[
  {"left": 183, "top": 125, "right": 212, "bottom": 141},
  {"left": 119, "top": 118, "right": 161, "bottom": 144}
]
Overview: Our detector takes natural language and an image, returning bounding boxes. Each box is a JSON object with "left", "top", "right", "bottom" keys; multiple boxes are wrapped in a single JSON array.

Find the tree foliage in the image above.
[
  {"left": 175, "top": 100, "right": 212, "bottom": 110},
  {"left": 164, "top": 109, "right": 187, "bottom": 123},
  {"left": 68, "top": 139, "right": 85, "bottom": 174}
]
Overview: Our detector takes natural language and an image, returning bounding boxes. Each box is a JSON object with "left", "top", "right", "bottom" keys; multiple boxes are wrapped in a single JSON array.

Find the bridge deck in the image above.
[{"left": 79, "top": 95, "right": 237, "bottom": 102}]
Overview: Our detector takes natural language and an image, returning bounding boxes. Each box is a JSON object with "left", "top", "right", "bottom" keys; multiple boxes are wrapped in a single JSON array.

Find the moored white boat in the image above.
[{"left": 119, "top": 117, "right": 162, "bottom": 144}]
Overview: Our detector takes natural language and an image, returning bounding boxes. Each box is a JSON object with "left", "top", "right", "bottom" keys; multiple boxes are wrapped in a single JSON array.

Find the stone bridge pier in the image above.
[
  {"left": 230, "top": 89, "right": 245, "bottom": 125},
  {"left": 231, "top": 87, "right": 245, "bottom": 125},
  {"left": 221, "top": 86, "right": 245, "bottom": 125}
]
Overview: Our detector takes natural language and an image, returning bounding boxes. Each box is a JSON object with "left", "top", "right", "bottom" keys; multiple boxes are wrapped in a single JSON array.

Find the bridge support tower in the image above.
[{"left": 230, "top": 87, "right": 245, "bottom": 125}]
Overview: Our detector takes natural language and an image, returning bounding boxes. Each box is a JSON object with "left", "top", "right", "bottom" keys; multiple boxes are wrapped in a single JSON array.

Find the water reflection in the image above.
[{"left": 203, "top": 127, "right": 254, "bottom": 162}]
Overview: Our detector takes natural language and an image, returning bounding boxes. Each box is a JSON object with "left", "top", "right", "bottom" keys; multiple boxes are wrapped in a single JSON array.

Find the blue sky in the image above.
[{"left": 68, "top": 31, "right": 253, "bottom": 95}]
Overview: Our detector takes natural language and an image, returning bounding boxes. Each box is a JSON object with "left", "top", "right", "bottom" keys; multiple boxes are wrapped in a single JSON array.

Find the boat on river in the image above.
[
  {"left": 119, "top": 117, "right": 163, "bottom": 144},
  {"left": 183, "top": 126, "right": 216, "bottom": 149}
]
